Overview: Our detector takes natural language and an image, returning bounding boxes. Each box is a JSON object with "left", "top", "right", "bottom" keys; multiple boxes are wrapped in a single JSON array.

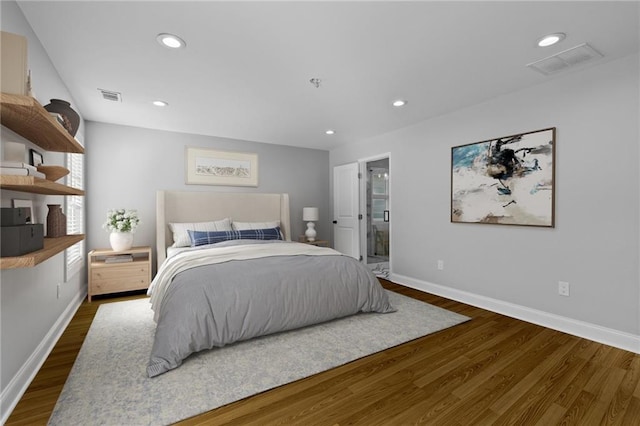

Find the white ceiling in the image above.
[{"left": 17, "top": 1, "right": 639, "bottom": 150}]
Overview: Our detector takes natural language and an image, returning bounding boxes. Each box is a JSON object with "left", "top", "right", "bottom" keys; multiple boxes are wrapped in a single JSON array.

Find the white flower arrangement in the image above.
[{"left": 103, "top": 209, "right": 140, "bottom": 233}]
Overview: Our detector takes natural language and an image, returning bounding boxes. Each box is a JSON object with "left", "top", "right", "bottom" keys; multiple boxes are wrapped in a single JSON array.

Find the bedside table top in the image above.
[
  {"left": 299, "top": 240, "right": 329, "bottom": 247},
  {"left": 90, "top": 246, "right": 151, "bottom": 256}
]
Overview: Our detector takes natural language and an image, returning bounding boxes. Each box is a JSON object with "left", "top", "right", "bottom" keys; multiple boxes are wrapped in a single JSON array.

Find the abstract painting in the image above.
[
  {"left": 451, "top": 127, "right": 555, "bottom": 227},
  {"left": 185, "top": 147, "right": 258, "bottom": 187}
]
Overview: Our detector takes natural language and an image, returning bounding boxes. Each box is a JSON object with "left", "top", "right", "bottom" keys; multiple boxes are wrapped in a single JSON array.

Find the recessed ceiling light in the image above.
[
  {"left": 325, "top": 129, "right": 335, "bottom": 135},
  {"left": 392, "top": 99, "right": 407, "bottom": 107},
  {"left": 152, "top": 100, "right": 168, "bottom": 107},
  {"left": 537, "top": 33, "right": 566, "bottom": 47},
  {"left": 156, "top": 33, "right": 186, "bottom": 49}
]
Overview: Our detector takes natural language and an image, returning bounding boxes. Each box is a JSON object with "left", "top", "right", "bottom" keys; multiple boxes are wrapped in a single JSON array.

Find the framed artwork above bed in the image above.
[{"left": 185, "top": 147, "right": 258, "bottom": 187}]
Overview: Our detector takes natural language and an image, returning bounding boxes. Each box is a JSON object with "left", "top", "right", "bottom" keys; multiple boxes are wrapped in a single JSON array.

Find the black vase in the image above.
[{"left": 44, "top": 99, "right": 80, "bottom": 137}]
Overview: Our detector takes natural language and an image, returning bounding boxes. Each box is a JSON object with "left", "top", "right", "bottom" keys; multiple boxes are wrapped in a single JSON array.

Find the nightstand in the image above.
[
  {"left": 87, "top": 246, "right": 152, "bottom": 302},
  {"left": 299, "top": 239, "right": 330, "bottom": 247}
]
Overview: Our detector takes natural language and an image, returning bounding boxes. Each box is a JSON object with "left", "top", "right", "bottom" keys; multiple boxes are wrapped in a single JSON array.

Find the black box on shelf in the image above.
[
  {"left": 1, "top": 207, "right": 31, "bottom": 226},
  {"left": 0, "top": 224, "right": 44, "bottom": 257}
]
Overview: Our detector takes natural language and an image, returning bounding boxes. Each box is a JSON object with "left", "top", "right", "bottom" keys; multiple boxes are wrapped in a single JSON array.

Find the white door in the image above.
[{"left": 333, "top": 162, "right": 360, "bottom": 259}]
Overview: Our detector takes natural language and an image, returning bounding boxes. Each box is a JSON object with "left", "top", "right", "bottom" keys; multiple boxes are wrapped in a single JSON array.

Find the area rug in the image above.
[{"left": 48, "top": 290, "right": 469, "bottom": 425}]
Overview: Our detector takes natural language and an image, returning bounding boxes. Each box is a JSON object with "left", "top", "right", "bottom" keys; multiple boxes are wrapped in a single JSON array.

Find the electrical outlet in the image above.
[
  {"left": 56, "top": 283, "right": 61, "bottom": 299},
  {"left": 437, "top": 260, "right": 444, "bottom": 270},
  {"left": 558, "top": 281, "right": 570, "bottom": 297}
]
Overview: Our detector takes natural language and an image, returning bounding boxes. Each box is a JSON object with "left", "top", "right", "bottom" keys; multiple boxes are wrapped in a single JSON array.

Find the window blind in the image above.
[{"left": 65, "top": 152, "right": 84, "bottom": 279}]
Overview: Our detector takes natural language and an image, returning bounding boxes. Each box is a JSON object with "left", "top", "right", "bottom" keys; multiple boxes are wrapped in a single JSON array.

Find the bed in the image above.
[{"left": 147, "top": 190, "right": 395, "bottom": 378}]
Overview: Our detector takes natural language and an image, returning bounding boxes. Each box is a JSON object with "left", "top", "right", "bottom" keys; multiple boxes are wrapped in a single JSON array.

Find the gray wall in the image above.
[
  {"left": 0, "top": 0, "right": 86, "bottom": 415},
  {"left": 331, "top": 53, "right": 640, "bottom": 336},
  {"left": 85, "top": 122, "right": 330, "bottom": 270}
]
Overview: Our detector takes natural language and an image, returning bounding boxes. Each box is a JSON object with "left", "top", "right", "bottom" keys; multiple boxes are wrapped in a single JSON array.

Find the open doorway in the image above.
[{"left": 362, "top": 156, "right": 389, "bottom": 278}]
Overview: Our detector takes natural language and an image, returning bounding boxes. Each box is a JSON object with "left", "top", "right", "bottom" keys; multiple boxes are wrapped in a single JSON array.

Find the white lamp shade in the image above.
[{"left": 302, "top": 207, "right": 319, "bottom": 221}]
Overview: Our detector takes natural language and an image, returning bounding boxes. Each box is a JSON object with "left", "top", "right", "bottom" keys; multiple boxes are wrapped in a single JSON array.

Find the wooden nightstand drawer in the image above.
[
  {"left": 90, "top": 270, "right": 149, "bottom": 295},
  {"left": 88, "top": 246, "right": 152, "bottom": 301},
  {"left": 91, "top": 263, "right": 148, "bottom": 283}
]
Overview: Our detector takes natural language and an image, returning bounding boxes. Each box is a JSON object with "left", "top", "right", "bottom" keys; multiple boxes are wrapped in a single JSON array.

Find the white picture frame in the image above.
[
  {"left": 185, "top": 147, "right": 258, "bottom": 187},
  {"left": 12, "top": 198, "right": 34, "bottom": 223}
]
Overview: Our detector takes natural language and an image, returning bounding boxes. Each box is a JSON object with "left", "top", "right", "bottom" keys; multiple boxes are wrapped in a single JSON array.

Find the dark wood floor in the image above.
[{"left": 6, "top": 280, "right": 640, "bottom": 425}]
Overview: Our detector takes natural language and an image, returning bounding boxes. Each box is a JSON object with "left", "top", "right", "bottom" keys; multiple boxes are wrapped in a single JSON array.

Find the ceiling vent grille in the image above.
[
  {"left": 526, "top": 43, "right": 603, "bottom": 76},
  {"left": 99, "top": 89, "right": 122, "bottom": 102}
]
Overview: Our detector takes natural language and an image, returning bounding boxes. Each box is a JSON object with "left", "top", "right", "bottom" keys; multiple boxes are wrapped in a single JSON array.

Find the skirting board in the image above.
[
  {"left": 0, "top": 289, "right": 87, "bottom": 425},
  {"left": 391, "top": 273, "right": 640, "bottom": 355}
]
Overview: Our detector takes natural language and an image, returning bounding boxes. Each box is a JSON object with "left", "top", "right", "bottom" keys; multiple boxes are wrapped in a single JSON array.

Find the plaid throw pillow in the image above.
[{"left": 188, "top": 227, "right": 283, "bottom": 247}]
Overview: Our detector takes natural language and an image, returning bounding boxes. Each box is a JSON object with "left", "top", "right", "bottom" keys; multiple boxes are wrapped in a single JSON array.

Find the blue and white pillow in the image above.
[
  {"left": 188, "top": 227, "right": 283, "bottom": 247},
  {"left": 232, "top": 220, "right": 283, "bottom": 239}
]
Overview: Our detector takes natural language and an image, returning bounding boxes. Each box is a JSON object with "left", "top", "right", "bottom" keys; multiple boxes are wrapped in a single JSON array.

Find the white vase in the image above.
[{"left": 110, "top": 231, "right": 133, "bottom": 252}]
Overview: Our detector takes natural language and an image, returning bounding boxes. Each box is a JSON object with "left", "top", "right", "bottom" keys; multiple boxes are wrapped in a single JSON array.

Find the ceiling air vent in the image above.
[
  {"left": 526, "top": 43, "right": 603, "bottom": 76},
  {"left": 99, "top": 89, "right": 122, "bottom": 102}
]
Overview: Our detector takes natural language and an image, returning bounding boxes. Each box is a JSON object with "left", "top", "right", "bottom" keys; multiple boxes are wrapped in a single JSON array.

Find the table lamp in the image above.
[{"left": 303, "top": 207, "right": 319, "bottom": 242}]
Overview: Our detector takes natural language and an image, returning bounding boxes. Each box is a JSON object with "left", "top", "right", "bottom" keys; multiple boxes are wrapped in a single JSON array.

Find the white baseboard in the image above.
[
  {"left": 0, "top": 289, "right": 86, "bottom": 425},
  {"left": 391, "top": 273, "right": 640, "bottom": 355}
]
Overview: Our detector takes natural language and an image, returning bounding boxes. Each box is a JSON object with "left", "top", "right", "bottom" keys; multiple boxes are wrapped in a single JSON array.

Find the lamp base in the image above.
[{"left": 305, "top": 222, "right": 317, "bottom": 242}]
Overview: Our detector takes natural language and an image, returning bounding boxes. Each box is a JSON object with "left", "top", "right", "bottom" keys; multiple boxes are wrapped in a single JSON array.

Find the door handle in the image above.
[{"left": 332, "top": 220, "right": 337, "bottom": 224}]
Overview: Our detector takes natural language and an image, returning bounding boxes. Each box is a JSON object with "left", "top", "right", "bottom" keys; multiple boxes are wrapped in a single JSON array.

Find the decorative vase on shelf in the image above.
[
  {"left": 110, "top": 232, "right": 133, "bottom": 252},
  {"left": 46, "top": 204, "right": 66, "bottom": 237},
  {"left": 43, "top": 99, "right": 80, "bottom": 136}
]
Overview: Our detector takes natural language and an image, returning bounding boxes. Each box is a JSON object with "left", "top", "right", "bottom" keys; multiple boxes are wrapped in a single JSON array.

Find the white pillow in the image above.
[
  {"left": 169, "top": 218, "right": 232, "bottom": 247},
  {"left": 232, "top": 220, "right": 280, "bottom": 231}
]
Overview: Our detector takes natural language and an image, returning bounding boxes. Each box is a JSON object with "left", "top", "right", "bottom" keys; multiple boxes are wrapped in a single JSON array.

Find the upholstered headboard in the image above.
[{"left": 156, "top": 190, "right": 291, "bottom": 268}]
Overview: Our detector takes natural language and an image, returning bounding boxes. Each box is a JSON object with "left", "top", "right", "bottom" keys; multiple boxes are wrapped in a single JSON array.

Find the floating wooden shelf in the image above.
[
  {"left": 0, "top": 174, "right": 84, "bottom": 195},
  {"left": 0, "top": 93, "right": 84, "bottom": 154},
  {"left": 0, "top": 234, "right": 85, "bottom": 269},
  {"left": 1, "top": 93, "right": 86, "bottom": 269}
]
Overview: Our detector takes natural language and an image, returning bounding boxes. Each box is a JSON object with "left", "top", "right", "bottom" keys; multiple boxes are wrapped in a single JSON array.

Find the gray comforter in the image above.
[{"left": 147, "top": 241, "right": 395, "bottom": 377}]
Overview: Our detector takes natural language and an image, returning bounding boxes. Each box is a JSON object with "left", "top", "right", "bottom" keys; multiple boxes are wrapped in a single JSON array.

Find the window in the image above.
[
  {"left": 65, "top": 152, "right": 84, "bottom": 279},
  {"left": 370, "top": 169, "right": 389, "bottom": 221},
  {"left": 372, "top": 198, "right": 389, "bottom": 221},
  {"left": 371, "top": 171, "right": 388, "bottom": 195}
]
